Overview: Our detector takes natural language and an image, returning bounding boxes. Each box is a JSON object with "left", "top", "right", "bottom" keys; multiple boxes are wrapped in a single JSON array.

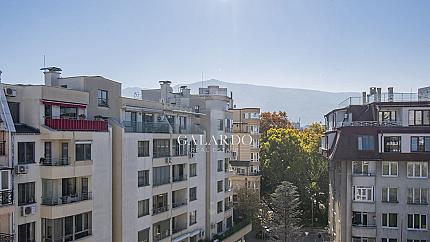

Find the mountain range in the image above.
[{"left": 122, "top": 79, "right": 359, "bottom": 125}]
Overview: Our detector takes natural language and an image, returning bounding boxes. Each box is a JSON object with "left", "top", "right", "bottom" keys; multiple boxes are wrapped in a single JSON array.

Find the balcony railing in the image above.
[
  {"left": 352, "top": 172, "right": 375, "bottom": 177},
  {"left": 45, "top": 117, "right": 108, "bottom": 132},
  {"left": 0, "top": 190, "right": 13, "bottom": 206},
  {"left": 172, "top": 226, "right": 187, "bottom": 234},
  {"left": 153, "top": 205, "right": 169, "bottom": 215},
  {"left": 40, "top": 157, "right": 70, "bottom": 166},
  {"left": 41, "top": 192, "right": 92, "bottom": 206},
  {"left": 337, "top": 121, "right": 401, "bottom": 128},
  {"left": 352, "top": 223, "right": 376, "bottom": 228},
  {"left": 172, "top": 175, "right": 187, "bottom": 182},
  {"left": 0, "top": 233, "right": 14, "bottom": 242},
  {"left": 225, "top": 202, "right": 233, "bottom": 211},
  {"left": 153, "top": 230, "right": 170, "bottom": 242},
  {"left": 123, "top": 121, "right": 170, "bottom": 133},
  {"left": 172, "top": 200, "right": 187, "bottom": 209}
]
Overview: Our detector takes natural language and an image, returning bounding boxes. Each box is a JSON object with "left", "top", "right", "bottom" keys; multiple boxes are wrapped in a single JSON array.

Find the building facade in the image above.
[{"left": 322, "top": 87, "right": 430, "bottom": 242}]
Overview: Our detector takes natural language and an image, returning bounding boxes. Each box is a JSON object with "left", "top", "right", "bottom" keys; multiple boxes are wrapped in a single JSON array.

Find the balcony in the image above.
[
  {"left": 45, "top": 117, "right": 108, "bottom": 132},
  {"left": 213, "top": 219, "right": 252, "bottom": 242},
  {"left": 172, "top": 175, "right": 187, "bottom": 183},
  {"left": 337, "top": 121, "right": 401, "bottom": 128},
  {"left": 153, "top": 205, "right": 169, "bottom": 215},
  {"left": 153, "top": 230, "right": 170, "bottom": 242},
  {"left": 172, "top": 200, "right": 187, "bottom": 209},
  {"left": 0, "top": 233, "right": 14, "bottom": 242},
  {"left": 40, "top": 157, "right": 70, "bottom": 166},
  {"left": 0, "top": 190, "right": 13, "bottom": 207},
  {"left": 41, "top": 192, "right": 92, "bottom": 206},
  {"left": 123, "top": 121, "right": 170, "bottom": 133},
  {"left": 172, "top": 225, "right": 187, "bottom": 235},
  {"left": 224, "top": 202, "right": 233, "bottom": 211}
]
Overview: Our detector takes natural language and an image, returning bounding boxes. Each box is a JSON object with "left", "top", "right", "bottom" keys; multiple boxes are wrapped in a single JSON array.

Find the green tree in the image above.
[
  {"left": 270, "top": 181, "right": 302, "bottom": 241},
  {"left": 234, "top": 188, "right": 262, "bottom": 230}
]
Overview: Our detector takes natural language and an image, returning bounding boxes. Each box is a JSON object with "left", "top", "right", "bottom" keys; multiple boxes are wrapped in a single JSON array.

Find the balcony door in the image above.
[
  {"left": 61, "top": 143, "right": 68, "bottom": 164},
  {"left": 82, "top": 178, "right": 89, "bottom": 200}
]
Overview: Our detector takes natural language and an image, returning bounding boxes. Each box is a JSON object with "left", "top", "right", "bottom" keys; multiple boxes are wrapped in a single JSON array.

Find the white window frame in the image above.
[
  {"left": 407, "top": 188, "right": 428, "bottom": 204},
  {"left": 407, "top": 213, "right": 427, "bottom": 230},
  {"left": 381, "top": 213, "right": 398, "bottom": 228},
  {"left": 352, "top": 161, "right": 370, "bottom": 175},
  {"left": 382, "top": 161, "right": 398, "bottom": 177},
  {"left": 0, "top": 170, "right": 11, "bottom": 191},
  {"left": 381, "top": 187, "right": 398, "bottom": 203},
  {"left": 353, "top": 186, "right": 374, "bottom": 202},
  {"left": 407, "top": 162, "right": 428, "bottom": 178}
]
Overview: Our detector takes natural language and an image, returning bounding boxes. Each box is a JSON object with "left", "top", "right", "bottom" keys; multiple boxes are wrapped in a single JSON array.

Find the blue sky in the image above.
[{"left": 1, "top": 0, "right": 429, "bottom": 92}]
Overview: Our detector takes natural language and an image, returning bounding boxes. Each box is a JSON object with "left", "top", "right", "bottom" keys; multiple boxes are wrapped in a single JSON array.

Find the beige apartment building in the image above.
[
  {"left": 0, "top": 67, "right": 251, "bottom": 242},
  {"left": 229, "top": 108, "right": 261, "bottom": 199}
]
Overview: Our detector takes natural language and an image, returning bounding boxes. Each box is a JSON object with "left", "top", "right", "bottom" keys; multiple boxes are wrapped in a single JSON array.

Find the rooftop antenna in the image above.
[{"left": 43, "top": 54, "right": 46, "bottom": 68}]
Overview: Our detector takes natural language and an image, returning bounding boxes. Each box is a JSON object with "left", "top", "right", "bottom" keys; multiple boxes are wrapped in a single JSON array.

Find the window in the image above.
[
  {"left": 407, "top": 162, "right": 428, "bottom": 178},
  {"left": 138, "top": 141, "right": 150, "bottom": 157},
  {"left": 138, "top": 228, "right": 149, "bottom": 242},
  {"left": 217, "top": 180, "right": 223, "bottom": 193},
  {"left": 382, "top": 239, "right": 397, "bottom": 242},
  {"left": 189, "top": 163, "right": 197, "bottom": 177},
  {"left": 352, "top": 211, "right": 368, "bottom": 226},
  {"left": 384, "top": 137, "right": 401, "bottom": 152},
  {"left": 18, "top": 222, "right": 35, "bottom": 242},
  {"left": 75, "top": 143, "right": 91, "bottom": 161},
  {"left": 224, "top": 158, "right": 230, "bottom": 172},
  {"left": 153, "top": 166, "right": 170, "bottom": 186},
  {"left": 18, "top": 182, "right": 35, "bottom": 205},
  {"left": 0, "top": 141, "right": 5, "bottom": 156},
  {"left": 382, "top": 188, "right": 398, "bottom": 203},
  {"left": 217, "top": 119, "right": 224, "bottom": 131},
  {"left": 411, "top": 136, "right": 430, "bottom": 152},
  {"left": 172, "top": 138, "right": 187, "bottom": 156},
  {"left": 1, "top": 170, "right": 10, "bottom": 190},
  {"left": 44, "top": 141, "right": 52, "bottom": 160},
  {"left": 379, "top": 111, "right": 397, "bottom": 122},
  {"left": 42, "top": 212, "right": 92, "bottom": 241},
  {"left": 217, "top": 140, "right": 223, "bottom": 151},
  {"left": 407, "top": 188, "right": 428, "bottom": 204},
  {"left": 60, "top": 106, "right": 77, "bottom": 118},
  {"left": 407, "top": 240, "right": 427, "bottom": 242},
  {"left": 217, "top": 221, "right": 223, "bottom": 234},
  {"left": 353, "top": 186, "right": 373, "bottom": 202},
  {"left": 75, "top": 212, "right": 91, "bottom": 239},
  {"left": 152, "top": 193, "right": 168, "bottom": 214},
  {"left": 138, "top": 170, "right": 150, "bottom": 187},
  {"left": 409, "top": 110, "right": 430, "bottom": 126},
  {"left": 189, "top": 210, "right": 197, "bottom": 225},
  {"left": 382, "top": 213, "right": 398, "bottom": 228},
  {"left": 138, "top": 199, "right": 150, "bottom": 217},
  {"left": 352, "top": 238, "right": 376, "bottom": 242},
  {"left": 179, "top": 116, "right": 187, "bottom": 130},
  {"left": 352, "top": 161, "right": 369, "bottom": 175},
  {"left": 190, "top": 235, "right": 197, "bottom": 242},
  {"left": 217, "top": 201, "right": 223, "bottom": 213},
  {"left": 407, "top": 214, "right": 427, "bottom": 230},
  {"left": 18, "top": 142, "right": 35, "bottom": 164},
  {"left": 98, "top": 89, "right": 109, "bottom": 107},
  {"left": 382, "top": 162, "right": 398, "bottom": 176},
  {"left": 153, "top": 139, "right": 170, "bottom": 158},
  {"left": 217, "top": 160, "right": 223, "bottom": 172},
  {"left": 358, "top": 136, "right": 375, "bottom": 151},
  {"left": 8, "top": 102, "right": 20, "bottom": 123},
  {"left": 189, "top": 187, "right": 197, "bottom": 201}
]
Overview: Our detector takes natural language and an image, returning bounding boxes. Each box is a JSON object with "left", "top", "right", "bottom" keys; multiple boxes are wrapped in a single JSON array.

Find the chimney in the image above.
[
  {"left": 179, "top": 85, "right": 190, "bottom": 97},
  {"left": 159, "top": 80, "right": 173, "bottom": 104},
  {"left": 377, "top": 88, "right": 382, "bottom": 102},
  {"left": 388, "top": 87, "right": 394, "bottom": 102},
  {"left": 40, "top": 67, "right": 62, "bottom": 86},
  {"left": 362, "top": 91, "right": 367, "bottom": 104}
]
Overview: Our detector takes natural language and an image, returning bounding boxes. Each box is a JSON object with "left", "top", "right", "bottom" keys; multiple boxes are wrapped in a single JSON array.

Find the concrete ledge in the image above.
[{"left": 220, "top": 223, "right": 252, "bottom": 242}]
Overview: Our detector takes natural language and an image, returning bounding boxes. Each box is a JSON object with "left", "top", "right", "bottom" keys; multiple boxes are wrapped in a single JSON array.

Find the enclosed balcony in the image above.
[
  {"left": 172, "top": 189, "right": 187, "bottom": 209},
  {"left": 153, "top": 219, "right": 170, "bottom": 242},
  {"left": 123, "top": 121, "right": 170, "bottom": 133},
  {"left": 0, "top": 190, "right": 13, "bottom": 207},
  {"left": 45, "top": 117, "right": 108, "bottom": 132},
  {"left": 153, "top": 193, "right": 169, "bottom": 215},
  {"left": 41, "top": 177, "right": 91, "bottom": 206},
  {"left": 172, "top": 213, "right": 187, "bottom": 235}
]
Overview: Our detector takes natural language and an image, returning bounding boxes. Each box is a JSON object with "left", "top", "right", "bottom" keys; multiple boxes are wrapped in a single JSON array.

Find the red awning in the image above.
[{"left": 42, "top": 100, "right": 87, "bottom": 108}]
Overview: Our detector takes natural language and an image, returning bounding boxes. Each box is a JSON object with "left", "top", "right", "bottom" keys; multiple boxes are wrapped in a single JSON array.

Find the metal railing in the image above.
[
  {"left": 45, "top": 117, "right": 108, "bottom": 132},
  {"left": 152, "top": 205, "right": 169, "bottom": 215},
  {"left": 352, "top": 172, "right": 375, "bottom": 177},
  {"left": 172, "top": 226, "right": 187, "bottom": 234},
  {"left": 337, "top": 121, "right": 402, "bottom": 127},
  {"left": 172, "top": 200, "right": 187, "bottom": 209},
  {"left": 123, "top": 121, "right": 170, "bottom": 133},
  {"left": 41, "top": 192, "right": 92, "bottom": 206},
  {"left": 0, "top": 190, "right": 13, "bottom": 206},
  {"left": 153, "top": 230, "right": 170, "bottom": 241},
  {"left": 0, "top": 233, "right": 14, "bottom": 242},
  {"left": 338, "top": 92, "right": 430, "bottom": 108},
  {"left": 172, "top": 175, "right": 187, "bottom": 182},
  {"left": 40, "top": 157, "right": 70, "bottom": 166}
]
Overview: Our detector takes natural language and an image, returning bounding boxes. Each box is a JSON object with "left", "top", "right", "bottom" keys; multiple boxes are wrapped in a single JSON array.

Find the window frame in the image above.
[{"left": 382, "top": 161, "right": 398, "bottom": 177}]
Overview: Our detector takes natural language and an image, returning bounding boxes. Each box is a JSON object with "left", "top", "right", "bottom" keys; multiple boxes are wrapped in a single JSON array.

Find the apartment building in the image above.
[
  {"left": 229, "top": 108, "right": 261, "bottom": 199},
  {"left": 322, "top": 87, "right": 430, "bottom": 242}
]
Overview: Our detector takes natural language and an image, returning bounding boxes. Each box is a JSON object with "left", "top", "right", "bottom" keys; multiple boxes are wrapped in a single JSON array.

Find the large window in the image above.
[
  {"left": 382, "top": 213, "right": 398, "bottom": 228},
  {"left": 138, "top": 170, "right": 150, "bottom": 187},
  {"left": 382, "top": 188, "right": 398, "bottom": 203},
  {"left": 153, "top": 166, "right": 170, "bottom": 186},
  {"left": 189, "top": 210, "right": 197, "bottom": 225},
  {"left": 138, "top": 228, "right": 149, "bottom": 242},
  {"left": 153, "top": 139, "right": 170, "bottom": 158},
  {"left": 138, "top": 199, "right": 150, "bottom": 217},
  {"left": 407, "top": 162, "right": 428, "bottom": 178},
  {"left": 138, "top": 141, "right": 150, "bottom": 157},
  {"left": 379, "top": 110, "right": 397, "bottom": 122},
  {"left": 60, "top": 106, "right": 77, "bottom": 118},
  {"left": 189, "top": 187, "right": 197, "bottom": 201},
  {"left": 411, "top": 136, "right": 430, "bottom": 152},
  {"left": 407, "top": 214, "right": 427, "bottom": 230},
  {"left": 18, "top": 182, "right": 35, "bottom": 205},
  {"left": 353, "top": 186, "right": 373, "bottom": 202},
  {"left": 217, "top": 201, "right": 223, "bottom": 213},
  {"left": 172, "top": 139, "right": 187, "bottom": 156},
  {"left": 18, "top": 142, "right": 35, "bottom": 164},
  {"left": 97, "top": 89, "right": 109, "bottom": 107},
  {"left": 352, "top": 161, "right": 369, "bottom": 175},
  {"left": 217, "top": 160, "right": 223, "bottom": 172},
  {"left": 384, "top": 137, "right": 401, "bottom": 152},
  {"left": 382, "top": 162, "right": 398, "bottom": 177},
  {"left": 42, "top": 212, "right": 91, "bottom": 241},
  {"left": 189, "top": 163, "right": 197, "bottom": 177},
  {"left": 409, "top": 110, "right": 430, "bottom": 126},
  {"left": 407, "top": 188, "right": 428, "bottom": 204},
  {"left": 352, "top": 212, "right": 368, "bottom": 226},
  {"left": 75, "top": 143, "right": 91, "bottom": 161},
  {"left": 358, "top": 136, "right": 375, "bottom": 151},
  {"left": 179, "top": 116, "right": 187, "bottom": 130},
  {"left": 18, "top": 222, "right": 35, "bottom": 242}
]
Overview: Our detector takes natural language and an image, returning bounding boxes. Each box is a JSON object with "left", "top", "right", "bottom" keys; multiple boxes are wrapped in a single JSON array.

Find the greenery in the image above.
[
  {"left": 269, "top": 181, "right": 302, "bottom": 241},
  {"left": 233, "top": 187, "right": 262, "bottom": 230},
  {"left": 260, "top": 111, "right": 328, "bottom": 227},
  {"left": 212, "top": 219, "right": 251, "bottom": 241}
]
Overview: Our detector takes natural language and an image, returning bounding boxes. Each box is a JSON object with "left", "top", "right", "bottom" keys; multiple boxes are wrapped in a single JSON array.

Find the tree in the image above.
[
  {"left": 234, "top": 188, "right": 262, "bottom": 230},
  {"left": 269, "top": 181, "right": 302, "bottom": 242},
  {"left": 260, "top": 111, "right": 294, "bottom": 134}
]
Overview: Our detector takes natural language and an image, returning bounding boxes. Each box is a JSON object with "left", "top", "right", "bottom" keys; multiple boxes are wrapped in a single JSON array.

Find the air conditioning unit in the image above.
[
  {"left": 21, "top": 204, "right": 36, "bottom": 216},
  {"left": 15, "top": 165, "right": 28, "bottom": 174},
  {"left": 4, "top": 88, "right": 16, "bottom": 97},
  {"left": 165, "top": 157, "right": 172, "bottom": 163}
]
